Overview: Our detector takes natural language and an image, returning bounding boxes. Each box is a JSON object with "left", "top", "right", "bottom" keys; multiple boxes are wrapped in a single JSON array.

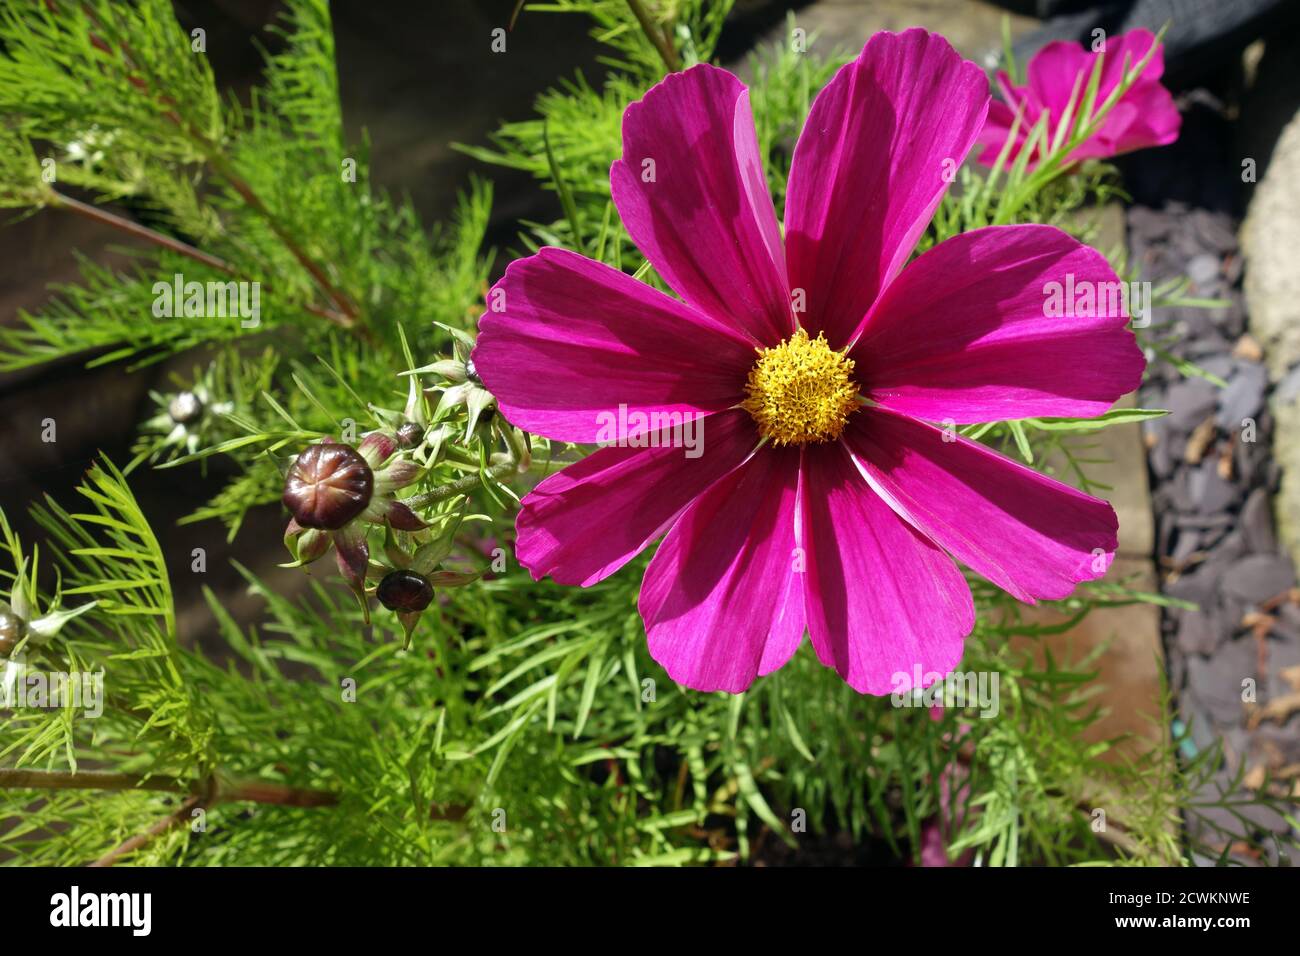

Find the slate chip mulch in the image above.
[{"left": 1126, "top": 93, "right": 1300, "bottom": 864}]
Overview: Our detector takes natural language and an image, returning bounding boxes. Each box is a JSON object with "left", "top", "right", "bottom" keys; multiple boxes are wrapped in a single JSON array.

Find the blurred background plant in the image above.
[{"left": 0, "top": 0, "right": 1294, "bottom": 866}]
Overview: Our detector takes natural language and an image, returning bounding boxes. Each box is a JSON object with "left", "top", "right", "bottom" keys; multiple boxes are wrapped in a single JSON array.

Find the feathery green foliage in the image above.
[{"left": 1, "top": 0, "right": 1291, "bottom": 869}]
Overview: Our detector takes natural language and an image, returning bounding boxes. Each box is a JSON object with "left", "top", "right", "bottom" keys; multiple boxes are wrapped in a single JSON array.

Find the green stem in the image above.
[
  {"left": 3, "top": 768, "right": 466, "bottom": 865},
  {"left": 89, "top": 793, "right": 203, "bottom": 867},
  {"left": 47, "top": 191, "right": 357, "bottom": 332},
  {"left": 220, "top": 775, "right": 337, "bottom": 807},
  {"left": 0, "top": 768, "right": 183, "bottom": 793},
  {"left": 0, "top": 767, "right": 337, "bottom": 807},
  {"left": 408, "top": 456, "right": 521, "bottom": 509},
  {"left": 199, "top": 147, "right": 361, "bottom": 323},
  {"left": 50, "top": 190, "right": 234, "bottom": 274},
  {"left": 74, "top": 3, "right": 367, "bottom": 334},
  {"left": 626, "top": 0, "right": 680, "bottom": 72},
  {"left": 408, "top": 419, "right": 543, "bottom": 507},
  {"left": 500, "top": 423, "right": 531, "bottom": 471}
]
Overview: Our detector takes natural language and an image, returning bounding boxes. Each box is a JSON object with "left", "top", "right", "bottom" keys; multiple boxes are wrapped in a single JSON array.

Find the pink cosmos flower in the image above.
[
  {"left": 976, "top": 28, "right": 1180, "bottom": 168},
  {"left": 473, "top": 29, "right": 1145, "bottom": 695}
]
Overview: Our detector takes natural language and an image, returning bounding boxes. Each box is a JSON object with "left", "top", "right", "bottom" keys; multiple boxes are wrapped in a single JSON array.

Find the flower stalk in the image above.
[
  {"left": 0, "top": 768, "right": 337, "bottom": 804},
  {"left": 63, "top": 3, "right": 370, "bottom": 339},
  {"left": 46, "top": 189, "right": 360, "bottom": 332},
  {"left": 625, "top": 0, "right": 680, "bottom": 72},
  {"left": 407, "top": 452, "right": 525, "bottom": 510}
]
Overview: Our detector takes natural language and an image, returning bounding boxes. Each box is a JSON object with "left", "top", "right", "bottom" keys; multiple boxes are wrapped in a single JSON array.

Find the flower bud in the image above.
[
  {"left": 396, "top": 421, "right": 424, "bottom": 448},
  {"left": 282, "top": 443, "right": 374, "bottom": 530},
  {"left": 376, "top": 569, "right": 434, "bottom": 612},
  {"left": 290, "top": 527, "right": 332, "bottom": 565},
  {"left": 168, "top": 391, "right": 204, "bottom": 425},
  {"left": 0, "top": 604, "right": 26, "bottom": 658}
]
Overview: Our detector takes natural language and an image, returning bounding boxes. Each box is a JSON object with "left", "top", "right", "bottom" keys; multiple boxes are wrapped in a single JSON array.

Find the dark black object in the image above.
[
  {"left": 396, "top": 422, "right": 424, "bottom": 448},
  {"left": 376, "top": 570, "right": 434, "bottom": 612}
]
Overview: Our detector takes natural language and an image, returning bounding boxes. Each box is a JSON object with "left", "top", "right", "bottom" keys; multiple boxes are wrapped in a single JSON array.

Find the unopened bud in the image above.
[
  {"left": 0, "top": 605, "right": 26, "bottom": 658},
  {"left": 396, "top": 422, "right": 424, "bottom": 448},
  {"left": 282, "top": 443, "right": 373, "bottom": 530},
  {"left": 376, "top": 569, "right": 434, "bottom": 612},
  {"left": 168, "top": 391, "right": 204, "bottom": 425}
]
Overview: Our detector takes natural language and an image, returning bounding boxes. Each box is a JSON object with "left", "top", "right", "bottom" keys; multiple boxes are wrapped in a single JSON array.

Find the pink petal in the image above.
[
  {"left": 1026, "top": 30, "right": 1177, "bottom": 164},
  {"left": 472, "top": 247, "right": 757, "bottom": 444},
  {"left": 640, "top": 444, "right": 804, "bottom": 692},
  {"left": 975, "top": 98, "right": 1026, "bottom": 155},
  {"left": 974, "top": 72, "right": 1037, "bottom": 167},
  {"left": 1071, "top": 101, "right": 1139, "bottom": 162},
  {"left": 1093, "top": 28, "right": 1164, "bottom": 95},
  {"left": 610, "top": 64, "right": 792, "bottom": 346},
  {"left": 1107, "top": 81, "right": 1180, "bottom": 154},
  {"left": 785, "top": 29, "right": 989, "bottom": 348},
  {"left": 851, "top": 224, "right": 1144, "bottom": 423},
  {"left": 918, "top": 822, "right": 954, "bottom": 867},
  {"left": 995, "top": 70, "right": 1033, "bottom": 111},
  {"left": 801, "top": 440, "right": 974, "bottom": 696},
  {"left": 515, "top": 409, "right": 758, "bottom": 587},
  {"left": 1025, "top": 39, "right": 1093, "bottom": 114},
  {"left": 845, "top": 407, "right": 1119, "bottom": 603}
]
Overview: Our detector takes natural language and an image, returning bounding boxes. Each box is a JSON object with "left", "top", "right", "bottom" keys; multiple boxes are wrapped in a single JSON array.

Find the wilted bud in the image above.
[
  {"left": 376, "top": 569, "right": 434, "bottom": 612},
  {"left": 168, "top": 391, "right": 204, "bottom": 425},
  {"left": 282, "top": 443, "right": 374, "bottom": 530}
]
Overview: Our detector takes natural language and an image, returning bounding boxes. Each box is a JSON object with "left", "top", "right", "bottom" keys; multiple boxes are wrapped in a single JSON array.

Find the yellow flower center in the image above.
[{"left": 742, "top": 328, "right": 859, "bottom": 445}]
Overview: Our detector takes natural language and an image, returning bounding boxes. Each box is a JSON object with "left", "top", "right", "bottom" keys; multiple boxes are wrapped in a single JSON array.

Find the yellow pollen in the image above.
[{"left": 742, "top": 329, "right": 859, "bottom": 445}]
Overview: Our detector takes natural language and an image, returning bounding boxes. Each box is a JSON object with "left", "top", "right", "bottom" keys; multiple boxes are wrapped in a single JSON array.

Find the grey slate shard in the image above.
[
  {"left": 1240, "top": 487, "right": 1278, "bottom": 555},
  {"left": 1177, "top": 610, "right": 1221, "bottom": 657},
  {"left": 1216, "top": 362, "right": 1267, "bottom": 429},
  {"left": 1165, "top": 378, "right": 1218, "bottom": 431},
  {"left": 1187, "top": 638, "right": 1256, "bottom": 726},
  {"left": 1222, "top": 554, "right": 1297, "bottom": 606},
  {"left": 1187, "top": 252, "right": 1221, "bottom": 286}
]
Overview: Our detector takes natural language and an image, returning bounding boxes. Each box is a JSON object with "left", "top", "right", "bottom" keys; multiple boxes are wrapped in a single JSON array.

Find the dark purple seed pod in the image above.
[
  {"left": 376, "top": 569, "right": 434, "bottom": 612},
  {"left": 395, "top": 422, "right": 424, "bottom": 448},
  {"left": 282, "top": 443, "right": 374, "bottom": 530}
]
